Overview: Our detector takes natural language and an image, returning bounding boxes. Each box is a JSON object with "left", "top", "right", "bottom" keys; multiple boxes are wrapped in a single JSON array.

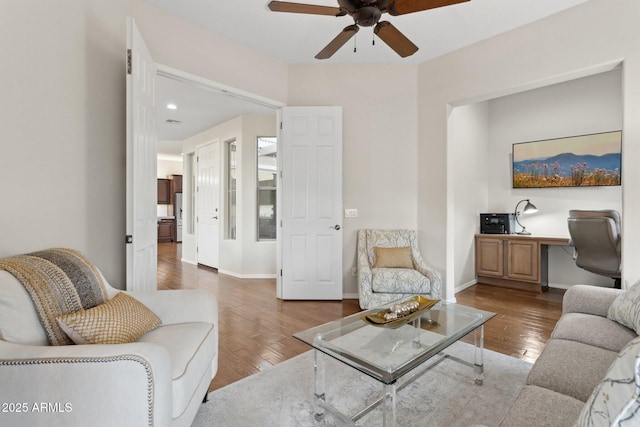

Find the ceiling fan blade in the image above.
[
  {"left": 374, "top": 21, "right": 418, "bottom": 58},
  {"left": 315, "top": 25, "right": 359, "bottom": 60},
  {"left": 268, "top": 1, "right": 342, "bottom": 16},
  {"left": 389, "top": 0, "right": 469, "bottom": 15}
]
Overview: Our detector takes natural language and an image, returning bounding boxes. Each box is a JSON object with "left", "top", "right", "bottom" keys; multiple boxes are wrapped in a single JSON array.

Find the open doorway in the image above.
[{"left": 154, "top": 66, "right": 282, "bottom": 281}]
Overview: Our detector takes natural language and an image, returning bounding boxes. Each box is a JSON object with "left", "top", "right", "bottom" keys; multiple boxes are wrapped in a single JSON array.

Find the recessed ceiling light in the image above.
[{"left": 166, "top": 103, "right": 177, "bottom": 110}]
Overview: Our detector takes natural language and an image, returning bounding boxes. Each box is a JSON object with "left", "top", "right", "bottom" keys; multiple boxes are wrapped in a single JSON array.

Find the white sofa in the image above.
[{"left": 0, "top": 268, "right": 218, "bottom": 427}]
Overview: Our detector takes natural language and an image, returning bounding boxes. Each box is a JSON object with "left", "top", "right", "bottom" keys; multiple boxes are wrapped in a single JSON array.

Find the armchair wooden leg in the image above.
[{"left": 202, "top": 391, "right": 209, "bottom": 403}]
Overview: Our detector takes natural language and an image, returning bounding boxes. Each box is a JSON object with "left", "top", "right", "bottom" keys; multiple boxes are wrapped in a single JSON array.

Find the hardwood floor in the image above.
[{"left": 157, "top": 243, "right": 564, "bottom": 391}]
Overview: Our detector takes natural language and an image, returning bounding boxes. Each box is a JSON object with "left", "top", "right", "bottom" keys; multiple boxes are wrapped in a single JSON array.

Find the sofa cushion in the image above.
[
  {"left": 551, "top": 312, "right": 637, "bottom": 353},
  {"left": 526, "top": 338, "right": 618, "bottom": 402},
  {"left": 577, "top": 336, "right": 640, "bottom": 426},
  {"left": 57, "top": 293, "right": 162, "bottom": 345},
  {"left": 371, "top": 268, "right": 431, "bottom": 294},
  {"left": 138, "top": 321, "right": 216, "bottom": 419},
  {"left": 0, "top": 271, "right": 48, "bottom": 345},
  {"left": 373, "top": 247, "right": 413, "bottom": 268},
  {"left": 499, "top": 385, "right": 584, "bottom": 427},
  {"left": 608, "top": 279, "right": 640, "bottom": 335}
]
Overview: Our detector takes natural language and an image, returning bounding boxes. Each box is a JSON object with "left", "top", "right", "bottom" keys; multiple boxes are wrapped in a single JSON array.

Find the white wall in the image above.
[
  {"left": 448, "top": 102, "right": 490, "bottom": 293},
  {"left": 0, "top": 1, "right": 131, "bottom": 286},
  {"left": 287, "top": 64, "right": 420, "bottom": 297},
  {"left": 132, "top": 1, "right": 288, "bottom": 105},
  {"left": 181, "top": 115, "right": 276, "bottom": 277},
  {"left": 240, "top": 115, "right": 278, "bottom": 277},
  {"left": 157, "top": 157, "right": 183, "bottom": 178},
  {"left": 0, "top": 1, "right": 290, "bottom": 288},
  {"left": 6, "top": 0, "right": 638, "bottom": 296},
  {"left": 448, "top": 71, "right": 623, "bottom": 292},
  {"left": 487, "top": 70, "right": 622, "bottom": 287},
  {"left": 419, "top": 0, "right": 640, "bottom": 300}
]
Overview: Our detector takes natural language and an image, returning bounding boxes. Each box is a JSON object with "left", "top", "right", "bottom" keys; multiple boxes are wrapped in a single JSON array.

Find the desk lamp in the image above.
[{"left": 514, "top": 199, "right": 538, "bottom": 235}]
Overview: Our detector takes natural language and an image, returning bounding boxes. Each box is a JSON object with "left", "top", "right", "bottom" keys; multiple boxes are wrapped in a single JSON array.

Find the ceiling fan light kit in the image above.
[{"left": 268, "top": 0, "right": 470, "bottom": 59}]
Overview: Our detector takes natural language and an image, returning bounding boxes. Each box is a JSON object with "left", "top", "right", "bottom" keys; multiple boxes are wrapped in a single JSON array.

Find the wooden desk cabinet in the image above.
[{"left": 475, "top": 234, "right": 569, "bottom": 292}]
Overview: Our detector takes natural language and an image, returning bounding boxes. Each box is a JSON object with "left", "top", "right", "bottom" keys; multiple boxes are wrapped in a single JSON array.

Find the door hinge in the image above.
[
  {"left": 125, "top": 235, "right": 133, "bottom": 244},
  {"left": 126, "top": 49, "right": 132, "bottom": 75},
  {"left": 280, "top": 269, "right": 283, "bottom": 277},
  {"left": 279, "top": 122, "right": 283, "bottom": 130},
  {"left": 280, "top": 220, "right": 283, "bottom": 227}
]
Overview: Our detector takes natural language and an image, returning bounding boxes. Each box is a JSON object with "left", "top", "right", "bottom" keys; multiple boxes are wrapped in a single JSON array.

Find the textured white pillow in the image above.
[
  {"left": 608, "top": 280, "right": 640, "bottom": 335},
  {"left": 577, "top": 336, "right": 640, "bottom": 426}
]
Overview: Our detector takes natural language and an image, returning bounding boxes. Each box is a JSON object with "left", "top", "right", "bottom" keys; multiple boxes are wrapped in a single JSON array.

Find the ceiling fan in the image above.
[{"left": 268, "top": 0, "right": 470, "bottom": 59}]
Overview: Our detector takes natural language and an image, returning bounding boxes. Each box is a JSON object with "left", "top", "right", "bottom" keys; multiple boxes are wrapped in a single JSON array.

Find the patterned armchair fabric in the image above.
[{"left": 357, "top": 229, "right": 442, "bottom": 309}]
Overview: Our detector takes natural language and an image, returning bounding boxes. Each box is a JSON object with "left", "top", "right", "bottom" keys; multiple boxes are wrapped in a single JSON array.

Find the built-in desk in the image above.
[{"left": 475, "top": 234, "right": 571, "bottom": 292}]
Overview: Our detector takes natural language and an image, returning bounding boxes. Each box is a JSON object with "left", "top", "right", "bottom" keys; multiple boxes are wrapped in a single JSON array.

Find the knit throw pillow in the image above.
[{"left": 57, "top": 293, "right": 161, "bottom": 344}]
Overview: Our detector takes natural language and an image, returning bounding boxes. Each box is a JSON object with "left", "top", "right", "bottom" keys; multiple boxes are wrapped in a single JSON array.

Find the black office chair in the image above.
[{"left": 567, "top": 210, "right": 621, "bottom": 288}]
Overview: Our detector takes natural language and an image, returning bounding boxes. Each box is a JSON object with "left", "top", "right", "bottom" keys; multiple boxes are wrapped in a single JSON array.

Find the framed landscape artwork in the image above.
[{"left": 512, "top": 130, "right": 622, "bottom": 188}]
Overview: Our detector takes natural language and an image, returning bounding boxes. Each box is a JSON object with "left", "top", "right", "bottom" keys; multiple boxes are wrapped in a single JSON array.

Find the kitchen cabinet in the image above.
[
  {"left": 170, "top": 174, "right": 183, "bottom": 193},
  {"left": 157, "top": 179, "right": 171, "bottom": 204},
  {"left": 158, "top": 218, "right": 174, "bottom": 243}
]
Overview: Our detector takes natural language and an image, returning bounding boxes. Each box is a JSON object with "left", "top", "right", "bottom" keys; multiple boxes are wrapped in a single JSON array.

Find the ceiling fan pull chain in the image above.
[
  {"left": 353, "top": 32, "right": 357, "bottom": 53},
  {"left": 372, "top": 31, "right": 376, "bottom": 46}
]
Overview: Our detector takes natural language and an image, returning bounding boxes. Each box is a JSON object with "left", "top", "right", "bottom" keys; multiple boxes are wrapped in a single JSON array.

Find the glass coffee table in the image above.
[{"left": 294, "top": 299, "right": 496, "bottom": 426}]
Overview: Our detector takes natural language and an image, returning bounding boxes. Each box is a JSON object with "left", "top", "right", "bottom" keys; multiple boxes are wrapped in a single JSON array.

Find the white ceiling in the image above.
[
  {"left": 144, "top": 0, "right": 590, "bottom": 65},
  {"left": 156, "top": 76, "right": 276, "bottom": 145},
  {"left": 151, "top": 0, "right": 590, "bottom": 154}
]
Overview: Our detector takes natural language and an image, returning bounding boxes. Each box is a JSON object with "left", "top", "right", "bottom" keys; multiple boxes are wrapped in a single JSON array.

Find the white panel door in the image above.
[
  {"left": 196, "top": 141, "right": 220, "bottom": 269},
  {"left": 126, "top": 18, "right": 157, "bottom": 291},
  {"left": 278, "top": 107, "right": 343, "bottom": 300}
]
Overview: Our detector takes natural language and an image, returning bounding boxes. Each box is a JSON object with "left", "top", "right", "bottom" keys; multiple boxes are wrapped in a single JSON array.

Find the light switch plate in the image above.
[{"left": 344, "top": 209, "right": 358, "bottom": 218}]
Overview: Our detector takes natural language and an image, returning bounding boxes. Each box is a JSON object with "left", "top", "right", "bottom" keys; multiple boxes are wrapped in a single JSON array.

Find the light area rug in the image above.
[{"left": 193, "top": 341, "right": 531, "bottom": 427}]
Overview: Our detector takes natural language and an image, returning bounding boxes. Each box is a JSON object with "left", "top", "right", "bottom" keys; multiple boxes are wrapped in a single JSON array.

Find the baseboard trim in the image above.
[
  {"left": 342, "top": 293, "right": 358, "bottom": 300},
  {"left": 217, "top": 269, "right": 277, "bottom": 279},
  {"left": 455, "top": 279, "right": 478, "bottom": 294},
  {"left": 181, "top": 258, "right": 197, "bottom": 265},
  {"left": 548, "top": 282, "right": 572, "bottom": 290}
]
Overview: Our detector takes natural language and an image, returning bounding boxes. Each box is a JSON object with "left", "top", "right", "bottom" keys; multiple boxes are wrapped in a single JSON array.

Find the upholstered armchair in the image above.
[
  {"left": 0, "top": 249, "right": 217, "bottom": 427},
  {"left": 357, "top": 229, "right": 442, "bottom": 309}
]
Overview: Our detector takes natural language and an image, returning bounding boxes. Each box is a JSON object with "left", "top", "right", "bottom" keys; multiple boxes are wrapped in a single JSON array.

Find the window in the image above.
[
  {"left": 226, "top": 139, "right": 237, "bottom": 240},
  {"left": 257, "top": 137, "right": 277, "bottom": 240}
]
